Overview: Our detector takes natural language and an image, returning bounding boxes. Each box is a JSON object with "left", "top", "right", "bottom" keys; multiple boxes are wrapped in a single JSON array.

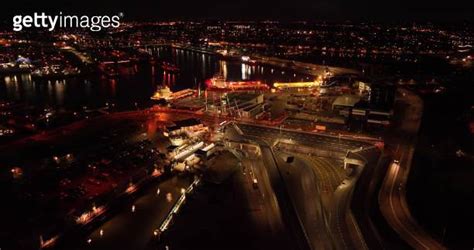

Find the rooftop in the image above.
[{"left": 332, "top": 95, "right": 361, "bottom": 108}]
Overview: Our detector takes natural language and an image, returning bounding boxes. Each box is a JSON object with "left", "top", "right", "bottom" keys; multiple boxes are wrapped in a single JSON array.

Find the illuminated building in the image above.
[
  {"left": 205, "top": 76, "right": 269, "bottom": 91},
  {"left": 273, "top": 81, "right": 320, "bottom": 89},
  {"left": 151, "top": 87, "right": 195, "bottom": 101}
]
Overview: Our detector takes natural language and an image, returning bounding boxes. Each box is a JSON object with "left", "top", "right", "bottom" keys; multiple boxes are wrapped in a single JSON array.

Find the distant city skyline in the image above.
[{"left": 1, "top": 0, "right": 473, "bottom": 22}]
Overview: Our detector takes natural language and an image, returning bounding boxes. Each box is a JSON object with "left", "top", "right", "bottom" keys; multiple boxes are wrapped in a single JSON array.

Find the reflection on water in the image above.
[{"left": 0, "top": 46, "right": 310, "bottom": 110}]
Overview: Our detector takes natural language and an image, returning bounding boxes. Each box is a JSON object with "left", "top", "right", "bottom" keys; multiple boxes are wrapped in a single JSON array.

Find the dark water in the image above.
[{"left": 0, "top": 46, "right": 310, "bottom": 110}]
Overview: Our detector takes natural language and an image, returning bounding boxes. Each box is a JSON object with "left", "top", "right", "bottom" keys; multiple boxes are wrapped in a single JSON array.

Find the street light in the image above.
[{"left": 166, "top": 192, "right": 173, "bottom": 202}]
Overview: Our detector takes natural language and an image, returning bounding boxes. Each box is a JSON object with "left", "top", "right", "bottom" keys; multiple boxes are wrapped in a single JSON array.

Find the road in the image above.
[
  {"left": 275, "top": 152, "right": 336, "bottom": 250},
  {"left": 297, "top": 154, "right": 346, "bottom": 192},
  {"left": 241, "top": 157, "right": 294, "bottom": 250},
  {"left": 379, "top": 88, "right": 445, "bottom": 250},
  {"left": 379, "top": 152, "right": 445, "bottom": 250},
  {"left": 236, "top": 123, "right": 370, "bottom": 153},
  {"left": 331, "top": 158, "right": 368, "bottom": 250},
  {"left": 226, "top": 122, "right": 378, "bottom": 250},
  {"left": 225, "top": 125, "right": 311, "bottom": 250},
  {"left": 292, "top": 152, "right": 366, "bottom": 250},
  {"left": 258, "top": 143, "right": 312, "bottom": 250},
  {"left": 149, "top": 146, "right": 295, "bottom": 250}
]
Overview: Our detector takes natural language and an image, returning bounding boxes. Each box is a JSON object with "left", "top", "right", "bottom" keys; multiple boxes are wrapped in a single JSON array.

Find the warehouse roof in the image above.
[{"left": 332, "top": 95, "right": 361, "bottom": 108}]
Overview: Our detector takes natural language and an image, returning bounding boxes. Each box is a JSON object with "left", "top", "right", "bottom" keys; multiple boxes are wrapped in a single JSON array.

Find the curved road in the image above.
[{"left": 379, "top": 88, "right": 445, "bottom": 250}]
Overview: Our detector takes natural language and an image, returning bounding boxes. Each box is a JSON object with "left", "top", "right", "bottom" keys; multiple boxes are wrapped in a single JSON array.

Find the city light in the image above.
[
  {"left": 166, "top": 193, "right": 173, "bottom": 202},
  {"left": 273, "top": 80, "right": 320, "bottom": 89},
  {"left": 126, "top": 183, "right": 137, "bottom": 194},
  {"left": 0, "top": 9, "right": 471, "bottom": 250},
  {"left": 76, "top": 205, "right": 105, "bottom": 225}
]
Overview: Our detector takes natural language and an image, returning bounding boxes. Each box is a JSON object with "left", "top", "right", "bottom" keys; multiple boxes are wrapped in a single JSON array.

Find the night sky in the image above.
[{"left": 2, "top": 0, "right": 473, "bottom": 22}]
